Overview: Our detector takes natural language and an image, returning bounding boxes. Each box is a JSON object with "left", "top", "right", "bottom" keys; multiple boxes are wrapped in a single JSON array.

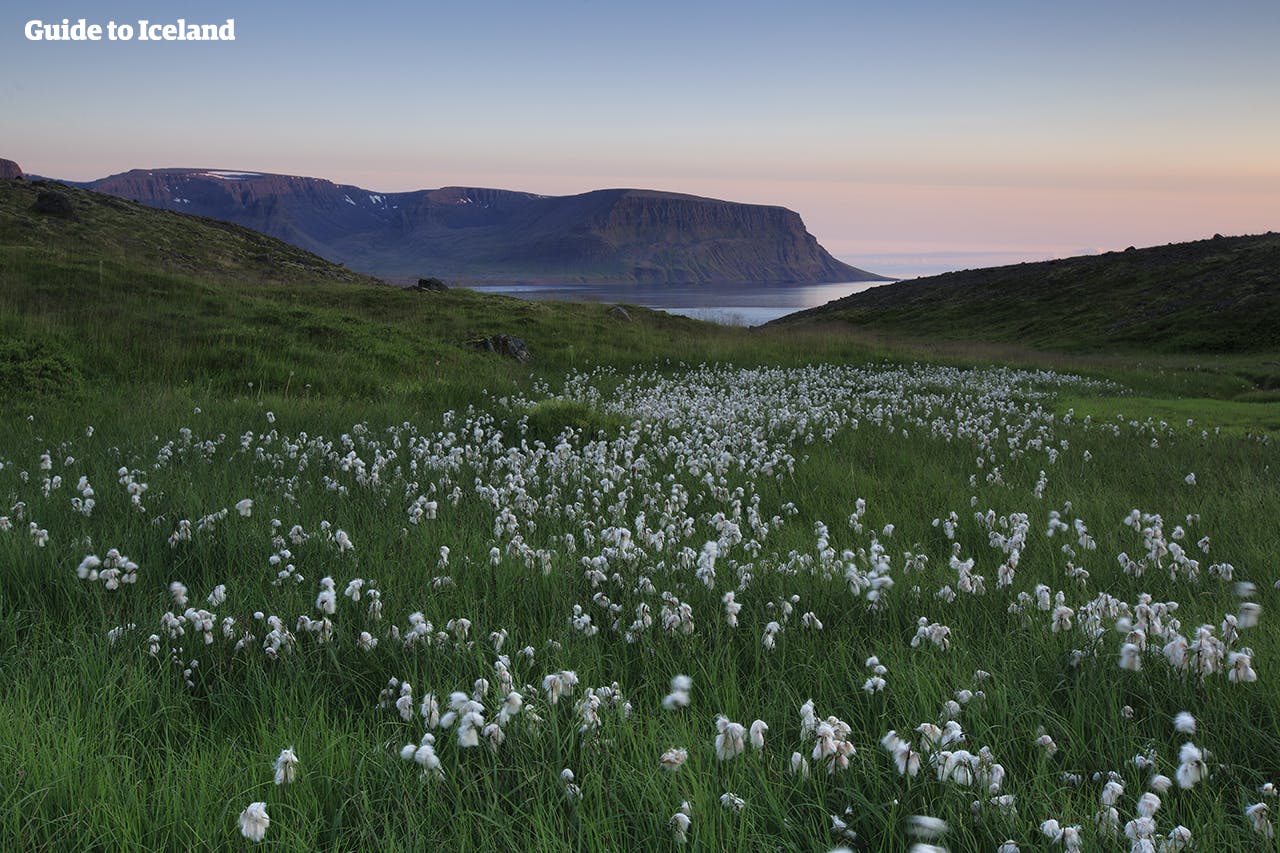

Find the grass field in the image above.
[{"left": 3, "top": 179, "right": 1280, "bottom": 851}]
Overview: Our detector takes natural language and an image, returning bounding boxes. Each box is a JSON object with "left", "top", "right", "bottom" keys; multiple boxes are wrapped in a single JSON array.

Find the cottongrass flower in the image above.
[
  {"left": 659, "top": 747, "right": 688, "bottom": 771},
  {"left": 273, "top": 746, "right": 299, "bottom": 785},
  {"left": 663, "top": 675, "right": 692, "bottom": 710},
  {"left": 542, "top": 670, "right": 578, "bottom": 704},
  {"left": 399, "top": 735, "right": 443, "bottom": 779},
  {"left": 238, "top": 801, "right": 269, "bottom": 842},
  {"left": 908, "top": 814, "right": 948, "bottom": 840},
  {"left": 235, "top": 498, "right": 253, "bottom": 517},
  {"left": 560, "top": 768, "right": 581, "bottom": 801},
  {"left": 1035, "top": 733, "right": 1058, "bottom": 757},
  {"left": 1173, "top": 711, "right": 1196, "bottom": 735},
  {"left": 1246, "top": 802, "right": 1274, "bottom": 838},
  {"left": 1149, "top": 774, "right": 1173, "bottom": 793},
  {"left": 1162, "top": 825, "right": 1192, "bottom": 850},
  {"left": 1175, "top": 742, "right": 1205, "bottom": 789},
  {"left": 1136, "top": 791, "right": 1161, "bottom": 818},
  {"left": 749, "top": 719, "right": 768, "bottom": 751},
  {"left": 719, "top": 792, "right": 745, "bottom": 813},
  {"left": 715, "top": 715, "right": 747, "bottom": 761},
  {"left": 670, "top": 801, "right": 692, "bottom": 844},
  {"left": 1228, "top": 650, "right": 1258, "bottom": 682},
  {"left": 1040, "top": 818, "right": 1082, "bottom": 850}
]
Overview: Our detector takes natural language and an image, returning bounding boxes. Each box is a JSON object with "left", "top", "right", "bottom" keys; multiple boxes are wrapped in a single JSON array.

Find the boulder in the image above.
[
  {"left": 413, "top": 276, "right": 449, "bottom": 293},
  {"left": 468, "top": 334, "right": 532, "bottom": 363},
  {"left": 32, "top": 190, "right": 76, "bottom": 219},
  {"left": 0, "top": 159, "right": 23, "bottom": 180},
  {"left": 608, "top": 305, "right": 632, "bottom": 322}
]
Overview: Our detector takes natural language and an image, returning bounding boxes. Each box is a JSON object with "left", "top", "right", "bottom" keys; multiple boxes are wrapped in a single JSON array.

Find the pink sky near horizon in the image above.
[{"left": 4, "top": 0, "right": 1277, "bottom": 273}]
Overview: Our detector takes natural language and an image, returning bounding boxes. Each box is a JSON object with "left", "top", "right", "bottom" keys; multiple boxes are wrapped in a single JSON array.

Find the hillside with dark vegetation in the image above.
[{"left": 773, "top": 234, "right": 1280, "bottom": 353}]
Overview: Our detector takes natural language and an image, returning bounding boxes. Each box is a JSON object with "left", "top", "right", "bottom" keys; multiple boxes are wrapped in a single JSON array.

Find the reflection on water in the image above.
[{"left": 461, "top": 280, "right": 894, "bottom": 326}]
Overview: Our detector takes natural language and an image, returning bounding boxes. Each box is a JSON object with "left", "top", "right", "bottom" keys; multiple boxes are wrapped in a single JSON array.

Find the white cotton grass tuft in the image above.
[
  {"left": 659, "top": 747, "right": 688, "bottom": 771},
  {"left": 714, "top": 715, "right": 746, "bottom": 761},
  {"left": 238, "top": 801, "right": 269, "bottom": 842},
  {"left": 1173, "top": 711, "right": 1196, "bottom": 735},
  {"left": 670, "top": 801, "right": 692, "bottom": 844},
  {"left": 273, "top": 746, "right": 298, "bottom": 785},
  {"left": 1246, "top": 802, "right": 1274, "bottom": 838},
  {"left": 663, "top": 674, "right": 692, "bottom": 710},
  {"left": 1176, "top": 742, "right": 1206, "bottom": 789},
  {"left": 907, "top": 814, "right": 948, "bottom": 839},
  {"left": 749, "top": 719, "right": 768, "bottom": 751}
]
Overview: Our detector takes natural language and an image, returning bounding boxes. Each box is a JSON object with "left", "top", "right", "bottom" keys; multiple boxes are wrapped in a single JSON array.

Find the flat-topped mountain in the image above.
[
  {"left": 771, "top": 233, "right": 1280, "bottom": 352},
  {"left": 71, "top": 168, "right": 882, "bottom": 285}
]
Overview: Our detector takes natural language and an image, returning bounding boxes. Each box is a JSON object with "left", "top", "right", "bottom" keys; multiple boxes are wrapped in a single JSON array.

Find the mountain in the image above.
[
  {"left": 69, "top": 168, "right": 882, "bottom": 285},
  {"left": 770, "top": 234, "right": 1280, "bottom": 353}
]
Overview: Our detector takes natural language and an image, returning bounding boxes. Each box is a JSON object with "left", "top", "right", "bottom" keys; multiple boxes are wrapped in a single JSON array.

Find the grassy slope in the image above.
[{"left": 773, "top": 234, "right": 1280, "bottom": 353}]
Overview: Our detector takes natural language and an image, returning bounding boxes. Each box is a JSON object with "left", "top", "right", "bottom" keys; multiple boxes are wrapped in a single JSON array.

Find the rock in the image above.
[
  {"left": 31, "top": 190, "right": 76, "bottom": 219},
  {"left": 608, "top": 305, "right": 632, "bottom": 322},
  {"left": 414, "top": 276, "right": 449, "bottom": 292},
  {"left": 468, "top": 334, "right": 531, "bottom": 363},
  {"left": 0, "top": 159, "right": 23, "bottom": 180}
]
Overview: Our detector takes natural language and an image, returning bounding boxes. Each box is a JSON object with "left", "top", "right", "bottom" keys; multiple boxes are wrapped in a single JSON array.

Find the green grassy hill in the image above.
[
  {"left": 773, "top": 233, "right": 1280, "bottom": 353},
  {"left": 0, "top": 179, "right": 876, "bottom": 414}
]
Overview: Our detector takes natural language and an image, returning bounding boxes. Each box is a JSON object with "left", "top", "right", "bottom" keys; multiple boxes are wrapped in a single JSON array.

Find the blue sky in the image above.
[{"left": 4, "top": 0, "right": 1278, "bottom": 270}]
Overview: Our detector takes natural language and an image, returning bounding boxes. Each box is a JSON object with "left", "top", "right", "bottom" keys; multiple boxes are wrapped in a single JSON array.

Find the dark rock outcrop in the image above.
[
  {"left": 0, "top": 159, "right": 23, "bottom": 180},
  {"left": 468, "top": 334, "right": 532, "bottom": 362},
  {"left": 78, "top": 168, "right": 885, "bottom": 285},
  {"left": 32, "top": 190, "right": 75, "bottom": 219},
  {"left": 413, "top": 277, "right": 449, "bottom": 292}
]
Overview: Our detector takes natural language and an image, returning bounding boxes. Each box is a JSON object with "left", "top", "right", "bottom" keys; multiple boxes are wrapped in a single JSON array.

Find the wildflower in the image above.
[
  {"left": 1036, "top": 734, "right": 1058, "bottom": 757},
  {"left": 670, "top": 802, "right": 692, "bottom": 844},
  {"left": 1245, "top": 802, "right": 1274, "bottom": 838},
  {"left": 498, "top": 691, "right": 523, "bottom": 725},
  {"left": 542, "top": 670, "right": 578, "bottom": 704},
  {"left": 560, "top": 768, "right": 581, "bottom": 800},
  {"left": 235, "top": 498, "right": 253, "bottom": 517},
  {"left": 1175, "top": 742, "right": 1205, "bottom": 789},
  {"left": 1136, "top": 791, "right": 1161, "bottom": 818},
  {"left": 315, "top": 576, "right": 337, "bottom": 614},
  {"left": 749, "top": 719, "right": 768, "bottom": 750},
  {"left": 659, "top": 746, "right": 688, "bottom": 771},
  {"left": 1119, "top": 642, "right": 1142, "bottom": 671},
  {"left": 715, "top": 715, "right": 746, "bottom": 761},
  {"left": 1228, "top": 650, "right": 1257, "bottom": 682},
  {"left": 908, "top": 814, "right": 948, "bottom": 839},
  {"left": 273, "top": 747, "right": 298, "bottom": 785},
  {"left": 238, "top": 802, "right": 269, "bottom": 842},
  {"left": 1172, "top": 711, "right": 1195, "bottom": 735},
  {"left": 1149, "top": 774, "right": 1173, "bottom": 793},
  {"left": 719, "top": 792, "right": 745, "bottom": 813}
]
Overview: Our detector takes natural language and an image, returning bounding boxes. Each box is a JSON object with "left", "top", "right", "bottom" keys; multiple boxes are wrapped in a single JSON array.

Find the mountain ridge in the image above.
[{"left": 57, "top": 167, "right": 882, "bottom": 285}]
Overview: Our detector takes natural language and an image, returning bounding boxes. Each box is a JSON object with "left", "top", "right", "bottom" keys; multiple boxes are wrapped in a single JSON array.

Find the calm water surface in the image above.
[{"left": 461, "top": 281, "right": 895, "bottom": 326}]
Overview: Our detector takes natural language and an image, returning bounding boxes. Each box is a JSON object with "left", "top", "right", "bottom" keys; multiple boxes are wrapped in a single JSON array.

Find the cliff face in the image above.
[{"left": 81, "top": 169, "right": 882, "bottom": 284}]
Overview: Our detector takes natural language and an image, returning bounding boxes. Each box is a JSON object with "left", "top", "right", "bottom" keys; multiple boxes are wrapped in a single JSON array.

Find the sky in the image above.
[{"left": 4, "top": 0, "right": 1278, "bottom": 276}]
